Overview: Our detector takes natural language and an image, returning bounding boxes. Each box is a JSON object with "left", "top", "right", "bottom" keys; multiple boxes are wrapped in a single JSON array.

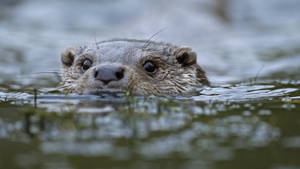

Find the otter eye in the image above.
[
  {"left": 81, "top": 59, "right": 92, "bottom": 72},
  {"left": 143, "top": 61, "right": 157, "bottom": 74}
]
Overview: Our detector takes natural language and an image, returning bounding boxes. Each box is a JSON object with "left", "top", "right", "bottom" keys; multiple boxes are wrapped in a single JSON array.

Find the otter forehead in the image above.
[{"left": 76, "top": 40, "right": 173, "bottom": 65}]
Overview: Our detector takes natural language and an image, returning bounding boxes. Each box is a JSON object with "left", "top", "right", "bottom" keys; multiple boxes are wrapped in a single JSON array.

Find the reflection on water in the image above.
[
  {"left": 1, "top": 80, "right": 300, "bottom": 169},
  {"left": 1, "top": 0, "right": 300, "bottom": 169}
]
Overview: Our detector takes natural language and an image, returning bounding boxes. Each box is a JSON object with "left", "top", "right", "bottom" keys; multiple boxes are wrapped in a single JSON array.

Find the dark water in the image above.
[{"left": 1, "top": 0, "right": 300, "bottom": 169}]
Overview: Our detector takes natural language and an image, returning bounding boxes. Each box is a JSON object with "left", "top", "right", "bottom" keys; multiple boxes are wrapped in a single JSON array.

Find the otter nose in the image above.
[{"left": 94, "top": 65, "right": 124, "bottom": 85}]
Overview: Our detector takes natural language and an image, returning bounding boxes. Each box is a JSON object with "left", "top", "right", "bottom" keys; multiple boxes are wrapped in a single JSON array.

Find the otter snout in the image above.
[{"left": 94, "top": 65, "right": 125, "bottom": 85}]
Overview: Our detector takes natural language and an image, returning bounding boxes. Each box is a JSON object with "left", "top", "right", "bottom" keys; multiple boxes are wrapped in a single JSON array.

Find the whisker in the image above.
[
  {"left": 254, "top": 65, "right": 265, "bottom": 82},
  {"left": 26, "top": 71, "right": 63, "bottom": 80},
  {"left": 31, "top": 71, "right": 62, "bottom": 75},
  {"left": 143, "top": 28, "right": 167, "bottom": 49},
  {"left": 94, "top": 34, "right": 99, "bottom": 49},
  {"left": 31, "top": 71, "right": 62, "bottom": 76}
]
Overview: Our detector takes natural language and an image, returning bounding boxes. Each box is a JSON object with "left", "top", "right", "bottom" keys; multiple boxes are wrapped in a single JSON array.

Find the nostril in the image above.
[
  {"left": 115, "top": 68, "right": 124, "bottom": 80},
  {"left": 94, "top": 69, "right": 99, "bottom": 79}
]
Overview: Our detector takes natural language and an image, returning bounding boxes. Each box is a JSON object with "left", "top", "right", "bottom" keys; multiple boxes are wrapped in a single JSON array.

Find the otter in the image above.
[{"left": 60, "top": 39, "right": 209, "bottom": 96}]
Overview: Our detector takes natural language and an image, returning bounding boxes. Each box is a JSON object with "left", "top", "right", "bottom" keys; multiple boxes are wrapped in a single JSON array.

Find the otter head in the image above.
[{"left": 60, "top": 39, "right": 209, "bottom": 96}]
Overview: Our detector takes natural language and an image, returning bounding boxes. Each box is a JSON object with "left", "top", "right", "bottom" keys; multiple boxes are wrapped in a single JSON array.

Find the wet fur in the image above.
[{"left": 60, "top": 39, "right": 209, "bottom": 96}]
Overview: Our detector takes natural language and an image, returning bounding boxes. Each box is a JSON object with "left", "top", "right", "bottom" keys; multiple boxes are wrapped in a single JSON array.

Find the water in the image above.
[{"left": 1, "top": 0, "right": 300, "bottom": 169}]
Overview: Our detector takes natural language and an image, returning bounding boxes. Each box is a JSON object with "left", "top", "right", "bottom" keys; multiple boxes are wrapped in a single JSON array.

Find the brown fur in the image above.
[{"left": 60, "top": 39, "right": 209, "bottom": 96}]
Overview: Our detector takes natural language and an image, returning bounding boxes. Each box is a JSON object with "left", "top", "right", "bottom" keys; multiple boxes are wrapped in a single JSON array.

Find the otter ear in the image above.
[
  {"left": 61, "top": 47, "right": 76, "bottom": 67},
  {"left": 175, "top": 47, "right": 197, "bottom": 67}
]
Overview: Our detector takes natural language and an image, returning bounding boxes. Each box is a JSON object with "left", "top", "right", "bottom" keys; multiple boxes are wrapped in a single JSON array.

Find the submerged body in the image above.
[{"left": 60, "top": 39, "right": 209, "bottom": 96}]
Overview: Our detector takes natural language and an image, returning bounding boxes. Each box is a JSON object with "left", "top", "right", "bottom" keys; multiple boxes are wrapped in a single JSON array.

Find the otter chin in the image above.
[{"left": 60, "top": 39, "right": 209, "bottom": 96}]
